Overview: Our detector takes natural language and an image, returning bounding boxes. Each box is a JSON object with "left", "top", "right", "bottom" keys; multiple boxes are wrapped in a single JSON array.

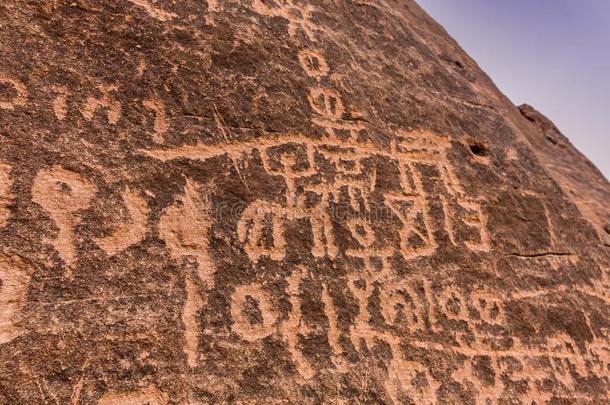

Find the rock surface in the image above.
[
  {"left": 518, "top": 104, "right": 610, "bottom": 248},
  {"left": 0, "top": 0, "right": 608, "bottom": 403}
]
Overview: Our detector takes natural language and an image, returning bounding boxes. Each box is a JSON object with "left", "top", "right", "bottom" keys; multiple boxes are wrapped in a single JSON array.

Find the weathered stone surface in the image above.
[
  {"left": 0, "top": 0, "right": 608, "bottom": 403},
  {"left": 518, "top": 104, "right": 610, "bottom": 248}
]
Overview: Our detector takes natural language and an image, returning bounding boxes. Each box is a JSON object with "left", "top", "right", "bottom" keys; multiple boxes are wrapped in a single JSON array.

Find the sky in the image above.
[{"left": 417, "top": 0, "right": 610, "bottom": 179}]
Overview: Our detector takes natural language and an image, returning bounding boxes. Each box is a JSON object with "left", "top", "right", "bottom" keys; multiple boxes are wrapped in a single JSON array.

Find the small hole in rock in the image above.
[{"left": 469, "top": 143, "right": 487, "bottom": 157}]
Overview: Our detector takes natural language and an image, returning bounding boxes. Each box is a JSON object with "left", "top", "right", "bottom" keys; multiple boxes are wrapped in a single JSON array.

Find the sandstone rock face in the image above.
[
  {"left": 0, "top": 1, "right": 608, "bottom": 403},
  {"left": 518, "top": 104, "right": 610, "bottom": 248}
]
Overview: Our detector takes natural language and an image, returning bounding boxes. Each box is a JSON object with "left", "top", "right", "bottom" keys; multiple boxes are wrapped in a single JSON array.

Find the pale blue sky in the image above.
[{"left": 417, "top": 0, "right": 610, "bottom": 179}]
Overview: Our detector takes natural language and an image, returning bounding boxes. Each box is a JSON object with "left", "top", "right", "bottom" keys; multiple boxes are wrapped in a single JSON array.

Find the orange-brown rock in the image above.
[{"left": 0, "top": 0, "right": 608, "bottom": 403}]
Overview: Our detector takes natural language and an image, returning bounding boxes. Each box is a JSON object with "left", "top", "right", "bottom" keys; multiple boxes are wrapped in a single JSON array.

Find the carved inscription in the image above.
[
  {"left": 159, "top": 178, "right": 215, "bottom": 367},
  {"left": 32, "top": 166, "right": 97, "bottom": 266},
  {"left": 0, "top": 255, "right": 32, "bottom": 345},
  {"left": 145, "top": 45, "right": 490, "bottom": 267},
  {"left": 145, "top": 131, "right": 489, "bottom": 264},
  {"left": 137, "top": 45, "right": 503, "bottom": 400},
  {"left": 0, "top": 2, "right": 605, "bottom": 403},
  {"left": 132, "top": 19, "right": 606, "bottom": 402},
  {"left": 224, "top": 268, "right": 608, "bottom": 402},
  {"left": 230, "top": 282, "right": 278, "bottom": 342}
]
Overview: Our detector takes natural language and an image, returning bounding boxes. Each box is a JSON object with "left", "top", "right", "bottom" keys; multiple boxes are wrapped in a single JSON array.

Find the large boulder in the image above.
[{"left": 0, "top": 0, "right": 607, "bottom": 403}]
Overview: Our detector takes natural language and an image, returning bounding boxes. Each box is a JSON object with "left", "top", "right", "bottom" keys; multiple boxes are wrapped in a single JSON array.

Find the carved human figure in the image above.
[{"left": 31, "top": 166, "right": 97, "bottom": 266}]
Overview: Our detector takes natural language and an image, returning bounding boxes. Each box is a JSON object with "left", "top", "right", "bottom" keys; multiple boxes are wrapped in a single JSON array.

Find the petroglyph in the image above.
[
  {"left": 237, "top": 201, "right": 287, "bottom": 263},
  {"left": 280, "top": 269, "right": 315, "bottom": 379},
  {"left": 0, "top": 255, "right": 32, "bottom": 345},
  {"left": 183, "top": 272, "right": 203, "bottom": 368},
  {"left": 321, "top": 283, "right": 347, "bottom": 372},
  {"left": 457, "top": 199, "right": 491, "bottom": 251},
  {"left": 298, "top": 49, "right": 329, "bottom": 79},
  {"left": 471, "top": 290, "right": 505, "bottom": 324},
  {"left": 0, "top": 163, "right": 12, "bottom": 227},
  {"left": 159, "top": 178, "right": 215, "bottom": 288},
  {"left": 95, "top": 188, "right": 149, "bottom": 256},
  {"left": 32, "top": 166, "right": 97, "bottom": 266},
  {"left": 230, "top": 282, "right": 278, "bottom": 342},
  {"left": 385, "top": 192, "right": 437, "bottom": 259},
  {"left": 97, "top": 385, "right": 168, "bottom": 405},
  {"left": 143, "top": 96, "right": 169, "bottom": 143},
  {"left": 214, "top": 264, "right": 606, "bottom": 399},
  {"left": 0, "top": 0, "right": 608, "bottom": 403},
  {"left": 125, "top": 0, "right": 177, "bottom": 22},
  {"left": 117, "top": 30, "right": 605, "bottom": 403},
  {"left": 0, "top": 74, "right": 27, "bottom": 110},
  {"left": 435, "top": 287, "right": 469, "bottom": 322},
  {"left": 81, "top": 84, "right": 122, "bottom": 125},
  {"left": 252, "top": 0, "right": 318, "bottom": 41},
  {"left": 308, "top": 87, "right": 344, "bottom": 120},
  {"left": 159, "top": 178, "right": 215, "bottom": 367},
  {"left": 145, "top": 127, "right": 491, "bottom": 263}
]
